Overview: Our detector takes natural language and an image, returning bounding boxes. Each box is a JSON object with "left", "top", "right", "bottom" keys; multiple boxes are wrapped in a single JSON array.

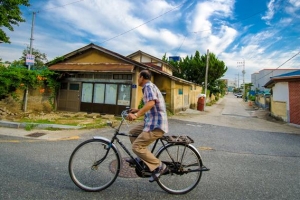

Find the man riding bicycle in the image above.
[{"left": 127, "top": 69, "right": 169, "bottom": 182}]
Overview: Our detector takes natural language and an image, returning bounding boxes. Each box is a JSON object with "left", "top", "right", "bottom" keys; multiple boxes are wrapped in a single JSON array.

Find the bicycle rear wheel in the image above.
[
  {"left": 68, "top": 139, "right": 120, "bottom": 192},
  {"left": 156, "top": 143, "right": 202, "bottom": 194}
]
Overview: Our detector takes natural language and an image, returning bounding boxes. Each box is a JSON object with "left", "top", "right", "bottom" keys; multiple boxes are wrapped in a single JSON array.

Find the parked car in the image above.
[{"left": 236, "top": 93, "right": 243, "bottom": 98}]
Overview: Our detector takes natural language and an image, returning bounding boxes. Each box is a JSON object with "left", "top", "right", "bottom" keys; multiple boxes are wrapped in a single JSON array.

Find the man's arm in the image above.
[{"left": 127, "top": 100, "right": 155, "bottom": 121}]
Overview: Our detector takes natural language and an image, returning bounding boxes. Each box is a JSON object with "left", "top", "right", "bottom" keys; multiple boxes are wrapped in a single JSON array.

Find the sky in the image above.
[{"left": 1, "top": 0, "right": 300, "bottom": 83}]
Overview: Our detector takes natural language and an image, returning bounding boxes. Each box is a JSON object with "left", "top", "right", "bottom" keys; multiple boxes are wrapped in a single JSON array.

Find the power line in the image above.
[
  {"left": 98, "top": 1, "right": 185, "bottom": 45},
  {"left": 33, "top": 0, "right": 86, "bottom": 12},
  {"left": 255, "top": 51, "right": 300, "bottom": 81}
]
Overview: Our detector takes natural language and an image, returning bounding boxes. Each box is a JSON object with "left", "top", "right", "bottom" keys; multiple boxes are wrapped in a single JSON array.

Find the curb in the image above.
[{"left": 0, "top": 120, "right": 81, "bottom": 130}]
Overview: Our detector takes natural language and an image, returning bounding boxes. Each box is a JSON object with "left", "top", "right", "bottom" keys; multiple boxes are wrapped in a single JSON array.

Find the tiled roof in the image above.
[{"left": 48, "top": 63, "right": 134, "bottom": 72}]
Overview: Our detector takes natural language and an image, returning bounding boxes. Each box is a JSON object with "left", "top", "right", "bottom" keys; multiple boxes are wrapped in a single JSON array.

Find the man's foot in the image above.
[{"left": 149, "top": 162, "right": 168, "bottom": 182}]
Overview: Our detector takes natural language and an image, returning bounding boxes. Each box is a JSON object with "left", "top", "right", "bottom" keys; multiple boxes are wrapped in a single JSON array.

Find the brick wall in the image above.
[{"left": 289, "top": 81, "right": 300, "bottom": 125}]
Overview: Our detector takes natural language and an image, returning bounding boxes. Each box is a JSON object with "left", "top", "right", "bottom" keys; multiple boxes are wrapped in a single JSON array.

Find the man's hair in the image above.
[{"left": 140, "top": 70, "right": 151, "bottom": 80}]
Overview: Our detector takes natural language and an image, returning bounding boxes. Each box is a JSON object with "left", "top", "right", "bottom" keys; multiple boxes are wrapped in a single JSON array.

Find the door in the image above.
[{"left": 57, "top": 82, "right": 81, "bottom": 112}]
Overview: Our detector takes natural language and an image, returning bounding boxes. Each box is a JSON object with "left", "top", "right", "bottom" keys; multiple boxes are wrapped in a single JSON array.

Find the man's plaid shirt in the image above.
[{"left": 142, "top": 81, "right": 168, "bottom": 133}]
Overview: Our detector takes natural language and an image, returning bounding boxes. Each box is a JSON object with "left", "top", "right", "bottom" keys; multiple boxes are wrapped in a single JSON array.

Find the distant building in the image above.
[
  {"left": 227, "top": 79, "right": 236, "bottom": 92},
  {"left": 219, "top": 79, "right": 235, "bottom": 92},
  {"left": 251, "top": 69, "right": 298, "bottom": 92}
]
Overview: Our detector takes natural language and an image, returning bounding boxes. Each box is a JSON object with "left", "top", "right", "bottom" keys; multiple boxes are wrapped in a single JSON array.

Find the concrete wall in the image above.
[
  {"left": 273, "top": 82, "right": 289, "bottom": 111},
  {"left": 270, "top": 96, "right": 287, "bottom": 122},
  {"left": 154, "top": 74, "right": 171, "bottom": 109},
  {"left": 256, "top": 94, "right": 270, "bottom": 109},
  {"left": 171, "top": 82, "right": 202, "bottom": 113}
]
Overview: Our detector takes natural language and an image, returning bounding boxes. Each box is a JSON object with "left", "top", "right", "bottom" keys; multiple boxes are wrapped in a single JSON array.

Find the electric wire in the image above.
[
  {"left": 254, "top": 51, "right": 300, "bottom": 81},
  {"left": 98, "top": 1, "right": 185, "bottom": 45}
]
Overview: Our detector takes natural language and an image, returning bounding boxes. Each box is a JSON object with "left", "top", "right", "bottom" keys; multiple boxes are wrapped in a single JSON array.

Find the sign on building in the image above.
[{"left": 169, "top": 56, "right": 181, "bottom": 62}]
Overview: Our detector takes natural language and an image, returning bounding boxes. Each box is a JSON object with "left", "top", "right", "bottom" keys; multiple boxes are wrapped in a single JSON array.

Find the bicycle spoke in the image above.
[
  {"left": 69, "top": 139, "right": 120, "bottom": 192},
  {"left": 156, "top": 144, "right": 202, "bottom": 194}
]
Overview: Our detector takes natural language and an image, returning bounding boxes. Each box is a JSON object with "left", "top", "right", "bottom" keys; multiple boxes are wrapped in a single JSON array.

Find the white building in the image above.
[{"left": 251, "top": 69, "right": 298, "bottom": 92}]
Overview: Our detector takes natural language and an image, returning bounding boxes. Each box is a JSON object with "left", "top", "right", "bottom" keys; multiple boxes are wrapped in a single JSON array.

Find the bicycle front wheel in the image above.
[
  {"left": 156, "top": 143, "right": 202, "bottom": 194},
  {"left": 68, "top": 139, "right": 120, "bottom": 192}
]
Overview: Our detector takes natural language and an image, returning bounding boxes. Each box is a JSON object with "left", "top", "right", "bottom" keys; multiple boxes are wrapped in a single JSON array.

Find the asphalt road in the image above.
[{"left": 0, "top": 95, "right": 300, "bottom": 199}]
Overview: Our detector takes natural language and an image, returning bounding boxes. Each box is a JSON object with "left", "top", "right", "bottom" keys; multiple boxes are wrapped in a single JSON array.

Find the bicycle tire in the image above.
[
  {"left": 156, "top": 143, "right": 203, "bottom": 194},
  {"left": 68, "top": 139, "right": 120, "bottom": 192}
]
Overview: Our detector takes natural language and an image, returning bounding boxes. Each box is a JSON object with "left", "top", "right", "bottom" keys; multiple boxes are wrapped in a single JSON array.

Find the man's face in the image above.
[{"left": 138, "top": 73, "right": 143, "bottom": 86}]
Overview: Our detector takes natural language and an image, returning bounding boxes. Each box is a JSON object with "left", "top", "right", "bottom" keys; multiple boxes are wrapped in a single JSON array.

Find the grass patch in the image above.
[{"left": 25, "top": 123, "right": 38, "bottom": 131}]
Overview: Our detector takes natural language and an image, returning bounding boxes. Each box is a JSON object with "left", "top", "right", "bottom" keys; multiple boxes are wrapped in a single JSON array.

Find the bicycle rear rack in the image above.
[{"left": 162, "top": 135, "right": 194, "bottom": 144}]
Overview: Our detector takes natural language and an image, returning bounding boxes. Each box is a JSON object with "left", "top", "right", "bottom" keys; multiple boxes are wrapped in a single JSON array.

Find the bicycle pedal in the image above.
[
  {"left": 128, "top": 163, "right": 136, "bottom": 168},
  {"left": 125, "top": 158, "right": 137, "bottom": 167}
]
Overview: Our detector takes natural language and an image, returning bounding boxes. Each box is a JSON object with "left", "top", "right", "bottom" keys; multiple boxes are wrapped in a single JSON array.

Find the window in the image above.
[
  {"left": 93, "top": 83, "right": 105, "bottom": 103},
  {"left": 69, "top": 83, "right": 79, "bottom": 90},
  {"left": 94, "top": 74, "right": 112, "bottom": 79},
  {"left": 81, "top": 83, "right": 93, "bottom": 102},
  {"left": 105, "top": 84, "right": 117, "bottom": 104},
  {"left": 178, "top": 89, "right": 183, "bottom": 95},
  {"left": 117, "top": 84, "right": 131, "bottom": 106},
  {"left": 113, "top": 74, "right": 132, "bottom": 80}
]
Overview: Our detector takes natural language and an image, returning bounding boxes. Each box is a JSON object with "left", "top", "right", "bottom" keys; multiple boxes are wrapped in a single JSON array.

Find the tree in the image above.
[
  {"left": 170, "top": 51, "right": 228, "bottom": 94},
  {"left": 12, "top": 47, "right": 48, "bottom": 69},
  {"left": 0, "top": 0, "right": 30, "bottom": 43}
]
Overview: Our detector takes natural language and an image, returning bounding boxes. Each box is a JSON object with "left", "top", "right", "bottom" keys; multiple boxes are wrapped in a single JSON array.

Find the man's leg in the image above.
[
  {"left": 132, "top": 129, "right": 164, "bottom": 172},
  {"left": 128, "top": 123, "right": 144, "bottom": 144}
]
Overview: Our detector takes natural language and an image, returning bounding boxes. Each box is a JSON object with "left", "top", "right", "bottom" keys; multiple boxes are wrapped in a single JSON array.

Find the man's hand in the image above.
[
  {"left": 129, "top": 108, "right": 139, "bottom": 113},
  {"left": 127, "top": 113, "right": 137, "bottom": 121}
]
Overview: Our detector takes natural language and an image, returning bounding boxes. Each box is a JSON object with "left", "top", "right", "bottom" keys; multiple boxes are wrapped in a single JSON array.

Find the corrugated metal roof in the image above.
[
  {"left": 264, "top": 69, "right": 300, "bottom": 88},
  {"left": 272, "top": 69, "right": 300, "bottom": 78},
  {"left": 48, "top": 63, "right": 134, "bottom": 72}
]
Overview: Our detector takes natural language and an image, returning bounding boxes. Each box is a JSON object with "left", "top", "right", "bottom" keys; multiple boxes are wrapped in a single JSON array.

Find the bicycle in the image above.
[{"left": 68, "top": 109, "right": 209, "bottom": 194}]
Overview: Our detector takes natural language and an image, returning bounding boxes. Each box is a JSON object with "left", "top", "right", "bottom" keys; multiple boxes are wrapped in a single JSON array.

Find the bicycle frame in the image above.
[
  {"left": 93, "top": 109, "right": 165, "bottom": 175},
  {"left": 92, "top": 109, "right": 209, "bottom": 176}
]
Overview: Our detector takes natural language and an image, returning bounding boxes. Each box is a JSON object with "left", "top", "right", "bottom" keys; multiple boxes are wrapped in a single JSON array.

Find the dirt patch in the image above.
[{"left": 0, "top": 107, "right": 115, "bottom": 129}]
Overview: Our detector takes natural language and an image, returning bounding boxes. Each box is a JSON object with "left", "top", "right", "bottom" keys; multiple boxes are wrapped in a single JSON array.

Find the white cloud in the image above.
[
  {"left": 289, "top": 0, "right": 300, "bottom": 7},
  {"left": 262, "top": 0, "right": 276, "bottom": 24}
]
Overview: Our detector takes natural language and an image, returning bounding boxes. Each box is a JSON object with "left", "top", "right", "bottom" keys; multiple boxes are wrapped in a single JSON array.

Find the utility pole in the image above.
[
  {"left": 235, "top": 73, "right": 240, "bottom": 89},
  {"left": 237, "top": 60, "right": 246, "bottom": 101},
  {"left": 203, "top": 49, "right": 209, "bottom": 111},
  {"left": 204, "top": 49, "right": 209, "bottom": 96},
  {"left": 23, "top": 12, "right": 36, "bottom": 112}
]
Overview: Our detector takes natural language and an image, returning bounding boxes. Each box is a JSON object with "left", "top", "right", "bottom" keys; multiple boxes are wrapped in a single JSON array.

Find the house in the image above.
[
  {"left": 264, "top": 70, "right": 300, "bottom": 125},
  {"left": 48, "top": 43, "right": 202, "bottom": 115},
  {"left": 127, "top": 50, "right": 176, "bottom": 75},
  {"left": 251, "top": 69, "right": 298, "bottom": 92}
]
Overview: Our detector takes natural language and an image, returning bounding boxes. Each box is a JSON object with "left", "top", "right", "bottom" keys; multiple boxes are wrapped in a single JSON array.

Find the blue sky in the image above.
[{"left": 1, "top": 0, "right": 300, "bottom": 83}]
